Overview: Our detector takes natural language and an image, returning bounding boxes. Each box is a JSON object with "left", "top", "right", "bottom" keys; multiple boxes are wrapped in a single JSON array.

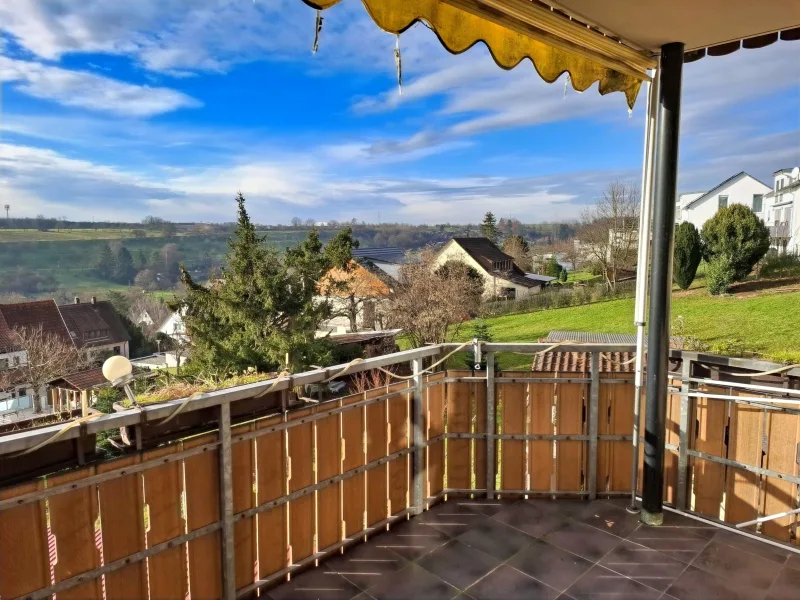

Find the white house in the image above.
[
  {"left": 676, "top": 172, "right": 771, "bottom": 229},
  {"left": 763, "top": 167, "right": 800, "bottom": 252},
  {"left": 158, "top": 309, "right": 189, "bottom": 343},
  {"left": 434, "top": 237, "right": 553, "bottom": 300}
]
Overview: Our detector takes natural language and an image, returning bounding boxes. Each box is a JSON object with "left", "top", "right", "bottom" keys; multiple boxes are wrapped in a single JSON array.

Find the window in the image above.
[
  {"left": 0, "top": 358, "right": 7, "bottom": 371},
  {"left": 113, "top": 346, "right": 121, "bottom": 355},
  {"left": 13, "top": 356, "right": 20, "bottom": 366},
  {"left": 786, "top": 207, "right": 793, "bottom": 226},
  {"left": 752, "top": 194, "right": 763, "bottom": 213},
  {"left": 718, "top": 195, "right": 728, "bottom": 209}
]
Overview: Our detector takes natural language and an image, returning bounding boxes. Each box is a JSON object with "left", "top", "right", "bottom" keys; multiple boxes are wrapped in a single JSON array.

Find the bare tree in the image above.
[
  {"left": 578, "top": 181, "right": 640, "bottom": 289},
  {"left": 0, "top": 327, "right": 90, "bottom": 413},
  {"left": 502, "top": 235, "right": 532, "bottom": 271},
  {"left": 383, "top": 249, "right": 483, "bottom": 348},
  {"left": 319, "top": 262, "right": 390, "bottom": 332}
]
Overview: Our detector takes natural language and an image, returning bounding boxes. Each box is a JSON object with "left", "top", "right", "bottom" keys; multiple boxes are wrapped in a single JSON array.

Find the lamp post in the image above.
[{"left": 102, "top": 355, "right": 137, "bottom": 406}]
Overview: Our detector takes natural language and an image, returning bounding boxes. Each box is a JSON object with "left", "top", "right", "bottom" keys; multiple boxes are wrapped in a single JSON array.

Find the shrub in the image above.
[
  {"left": 701, "top": 204, "right": 770, "bottom": 282},
  {"left": 710, "top": 338, "right": 757, "bottom": 358},
  {"left": 706, "top": 257, "right": 735, "bottom": 295},
  {"left": 673, "top": 222, "right": 702, "bottom": 290},
  {"left": 760, "top": 252, "right": 800, "bottom": 279}
]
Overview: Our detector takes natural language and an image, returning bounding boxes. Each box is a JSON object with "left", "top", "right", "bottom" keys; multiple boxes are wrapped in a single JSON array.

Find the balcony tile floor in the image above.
[{"left": 266, "top": 498, "right": 800, "bottom": 600}]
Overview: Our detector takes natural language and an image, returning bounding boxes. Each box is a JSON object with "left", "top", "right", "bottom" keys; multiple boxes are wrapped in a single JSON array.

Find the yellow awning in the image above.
[{"left": 303, "top": 0, "right": 655, "bottom": 109}]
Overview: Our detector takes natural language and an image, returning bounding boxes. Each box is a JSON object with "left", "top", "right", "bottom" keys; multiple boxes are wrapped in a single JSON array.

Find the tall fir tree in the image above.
[
  {"left": 96, "top": 243, "right": 116, "bottom": 280},
  {"left": 480, "top": 212, "right": 499, "bottom": 245},
  {"left": 174, "top": 193, "right": 334, "bottom": 374},
  {"left": 114, "top": 246, "right": 135, "bottom": 283}
]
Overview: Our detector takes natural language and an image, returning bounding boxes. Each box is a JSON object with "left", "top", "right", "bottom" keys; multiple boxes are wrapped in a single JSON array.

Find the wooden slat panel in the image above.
[
  {"left": 761, "top": 408, "right": 800, "bottom": 541},
  {"left": 183, "top": 434, "right": 222, "bottom": 600},
  {"left": 143, "top": 444, "right": 188, "bottom": 600},
  {"left": 663, "top": 379, "right": 681, "bottom": 503},
  {"left": 342, "top": 394, "right": 366, "bottom": 536},
  {"left": 231, "top": 423, "right": 256, "bottom": 591},
  {"left": 47, "top": 467, "right": 102, "bottom": 600},
  {"left": 474, "top": 377, "right": 488, "bottom": 491},
  {"left": 724, "top": 400, "right": 762, "bottom": 531},
  {"left": 97, "top": 455, "right": 147, "bottom": 600},
  {"left": 426, "top": 373, "right": 446, "bottom": 497},
  {"left": 499, "top": 373, "right": 526, "bottom": 493},
  {"left": 446, "top": 374, "right": 472, "bottom": 491},
  {"left": 529, "top": 374, "right": 555, "bottom": 491},
  {"left": 691, "top": 386, "right": 728, "bottom": 519},
  {"left": 0, "top": 480, "right": 49, "bottom": 599},
  {"left": 388, "top": 385, "right": 410, "bottom": 515},
  {"left": 256, "top": 415, "right": 287, "bottom": 580},
  {"left": 556, "top": 381, "right": 586, "bottom": 492},
  {"left": 599, "top": 376, "right": 634, "bottom": 493},
  {"left": 366, "top": 389, "right": 389, "bottom": 526},
  {"left": 315, "top": 405, "right": 341, "bottom": 549},
  {"left": 288, "top": 408, "right": 315, "bottom": 563}
]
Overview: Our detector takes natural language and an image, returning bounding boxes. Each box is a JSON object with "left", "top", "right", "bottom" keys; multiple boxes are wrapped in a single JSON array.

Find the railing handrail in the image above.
[{"left": 0, "top": 344, "right": 443, "bottom": 457}]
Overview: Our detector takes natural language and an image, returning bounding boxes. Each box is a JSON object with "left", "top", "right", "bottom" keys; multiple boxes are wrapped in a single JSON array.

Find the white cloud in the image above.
[
  {"left": 0, "top": 0, "right": 445, "bottom": 77},
  {"left": 0, "top": 56, "right": 200, "bottom": 116}
]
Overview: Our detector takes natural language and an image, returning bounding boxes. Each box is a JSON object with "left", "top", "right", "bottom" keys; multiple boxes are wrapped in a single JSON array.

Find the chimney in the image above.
[
  {"left": 91, "top": 296, "right": 97, "bottom": 306},
  {"left": 74, "top": 297, "right": 80, "bottom": 304}
]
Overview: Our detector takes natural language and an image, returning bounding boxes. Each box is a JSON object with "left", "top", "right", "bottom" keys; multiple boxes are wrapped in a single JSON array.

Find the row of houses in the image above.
[
  {"left": 0, "top": 297, "right": 130, "bottom": 416},
  {"left": 677, "top": 167, "right": 800, "bottom": 252}
]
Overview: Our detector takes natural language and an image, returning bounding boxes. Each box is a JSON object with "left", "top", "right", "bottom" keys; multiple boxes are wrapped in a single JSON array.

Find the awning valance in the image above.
[{"left": 303, "top": 0, "right": 654, "bottom": 109}]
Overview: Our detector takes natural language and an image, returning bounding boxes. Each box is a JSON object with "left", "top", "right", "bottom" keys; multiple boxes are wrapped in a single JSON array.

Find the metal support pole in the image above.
[
  {"left": 218, "top": 403, "right": 235, "bottom": 600},
  {"left": 630, "top": 59, "right": 660, "bottom": 513},
  {"left": 588, "top": 352, "right": 600, "bottom": 501},
  {"left": 642, "top": 41, "right": 685, "bottom": 526},
  {"left": 485, "top": 352, "right": 496, "bottom": 499},
  {"left": 676, "top": 357, "right": 692, "bottom": 510},
  {"left": 411, "top": 357, "right": 425, "bottom": 514}
]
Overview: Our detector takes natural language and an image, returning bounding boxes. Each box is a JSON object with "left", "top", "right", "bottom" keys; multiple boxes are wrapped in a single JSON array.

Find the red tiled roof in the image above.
[
  {"left": 532, "top": 351, "right": 637, "bottom": 373},
  {"left": 0, "top": 300, "right": 72, "bottom": 353},
  {"left": 58, "top": 301, "right": 130, "bottom": 349}
]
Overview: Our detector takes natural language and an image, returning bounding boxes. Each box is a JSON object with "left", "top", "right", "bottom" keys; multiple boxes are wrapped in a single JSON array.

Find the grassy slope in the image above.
[{"left": 458, "top": 289, "right": 800, "bottom": 369}]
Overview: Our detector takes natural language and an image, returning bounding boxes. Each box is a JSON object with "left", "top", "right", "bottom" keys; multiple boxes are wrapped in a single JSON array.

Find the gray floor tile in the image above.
[
  {"left": 492, "top": 500, "right": 568, "bottom": 538},
  {"left": 579, "top": 501, "right": 642, "bottom": 538},
  {"left": 667, "top": 565, "right": 767, "bottom": 600},
  {"left": 451, "top": 498, "right": 516, "bottom": 516},
  {"left": 692, "top": 540, "right": 782, "bottom": 590},
  {"left": 323, "top": 542, "right": 407, "bottom": 591},
  {"left": 787, "top": 552, "right": 800, "bottom": 572},
  {"left": 368, "top": 563, "right": 459, "bottom": 600},
  {"left": 543, "top": 520, "right": 622, "bottom": 562},
  {"left": 767, "top": 566, "right": 800, "bottom": 600},
  {"left": 598, "top": 540, "right": 686, "bottom": 592},
  {"left": 370, "top": 518, "right": 450, "bottom": 561},
  {"left": 465, "top": 564, "right": 560, "bottom": 600},
  {"left": 565, "top": 564, "right": 661, "bottom": 600},
  {"left": 268, "top": 568, "right": 363, "bottom": 600},
  {"left": 508, "top": 539, "right": 593, "bottom": 593},
  {"left": 626, "top": 523, "right": 711, "bottom": 564},
  {"left": 416, "top": 503, "right": 489, "bottom": 537},
  {"left": 456, "top": 517, "right": 535, "bottom": 560},
  {"left": 658, "top": 512, "right": 718, "bottom": 540},
  {"left": 711, "top": 529, "right": 791, "bottom": 565},
  {"left": 418, "top": 540, "right": 501, "bottom": 590}
]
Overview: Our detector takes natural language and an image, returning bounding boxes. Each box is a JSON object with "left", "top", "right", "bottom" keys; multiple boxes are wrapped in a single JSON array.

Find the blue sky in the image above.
[{"left": 1, "top": 0, "right": 798, "bottom": 225}]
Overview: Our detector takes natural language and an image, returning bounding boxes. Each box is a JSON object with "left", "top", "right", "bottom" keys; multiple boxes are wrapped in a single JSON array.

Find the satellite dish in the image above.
[{"left": 791, "top": 167, "right": 800, "bottom": 180}]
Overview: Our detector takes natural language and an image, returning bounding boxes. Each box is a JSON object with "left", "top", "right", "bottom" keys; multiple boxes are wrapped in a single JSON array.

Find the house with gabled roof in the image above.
[
  {"left": 58, "top": 297, "right": 130, "bottom": 358},
  {"left": 676, "top": 171, "right": 771, "bottom": 229},
  {"left": 434, "top": 237, "right": 553, "bottom": 300}
]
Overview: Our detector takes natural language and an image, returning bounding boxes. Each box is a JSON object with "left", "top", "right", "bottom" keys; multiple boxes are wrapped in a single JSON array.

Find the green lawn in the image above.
[
  {"left": 456, "top": 289, "right": 800, "bottom": 369},
  {"left": 0, "top": 229, "right": 168, "bottom": 243},
  {"left": 566, "top": 270, "right": 601, "bottom": 284}
]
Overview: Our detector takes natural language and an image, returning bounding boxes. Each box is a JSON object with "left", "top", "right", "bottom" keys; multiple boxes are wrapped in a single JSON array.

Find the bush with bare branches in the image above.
[{"left": 383, "top": 249, "right": 483, "bottom": 348}]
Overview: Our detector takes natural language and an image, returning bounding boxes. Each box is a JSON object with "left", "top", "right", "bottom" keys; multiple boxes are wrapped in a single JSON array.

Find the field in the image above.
[
  {"left": 0, "top": 229, "right": 167, "bottom": 242},
  {"left": 455, "top": 286, "right": 800, "bottom": 369}
]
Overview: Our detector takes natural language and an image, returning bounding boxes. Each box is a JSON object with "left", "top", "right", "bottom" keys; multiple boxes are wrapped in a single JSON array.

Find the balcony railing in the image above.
[
  {"left": 0, "top": 343, "right": 798, "bottom": 599},
  {"left": 771, "top": 221, "right": 792, "bottom": 238}
]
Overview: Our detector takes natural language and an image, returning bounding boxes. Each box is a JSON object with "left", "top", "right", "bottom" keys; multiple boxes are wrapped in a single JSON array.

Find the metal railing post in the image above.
[
  {"left": 588, "top": 352, "right": 600, "bottom": 501},
  {"left": 676, "top": 356, "right": 692, "bottom": 510},
  {"left": 486, "top": 352, "right": 496, "bottom": 499},
  {"left": 218, "top": 403, "right": 235, "bottom": 600},
  {"left": 411, "top": 357, "right": 425, "bottom": 514}
]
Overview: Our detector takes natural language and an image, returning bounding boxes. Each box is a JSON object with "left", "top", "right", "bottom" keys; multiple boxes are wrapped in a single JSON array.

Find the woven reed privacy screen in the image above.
[{"left": 302, "top": 0, "right": 654, "bottom": 108}]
